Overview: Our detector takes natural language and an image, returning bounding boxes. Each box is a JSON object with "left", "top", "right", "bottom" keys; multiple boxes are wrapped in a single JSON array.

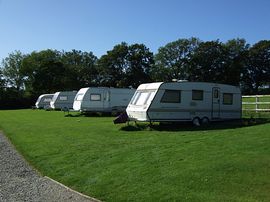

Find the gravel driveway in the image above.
[{"left": 0, "top": 132, "right": 99, "bottom": 202}]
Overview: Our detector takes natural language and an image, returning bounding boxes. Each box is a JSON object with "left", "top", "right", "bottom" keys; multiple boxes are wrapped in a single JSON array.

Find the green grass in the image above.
[{"left": 0, "top": 109, "right": 270, "bottom": 201}]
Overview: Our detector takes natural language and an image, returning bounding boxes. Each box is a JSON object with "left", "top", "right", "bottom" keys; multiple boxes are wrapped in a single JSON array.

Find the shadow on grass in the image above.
[
  {"left": 120, "top": 118, "right": 270, "bottom": 132},
  {"left": 65, "top": 112, "right": 116, "bottom": 118}
]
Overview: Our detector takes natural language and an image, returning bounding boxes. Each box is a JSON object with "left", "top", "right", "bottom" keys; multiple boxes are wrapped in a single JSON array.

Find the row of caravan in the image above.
[
  {"left": 36, "top": 81, "right": 242, "bottom": 125},
  {"left": 35, "top": 87, "right": 136, "bottom": 113}
]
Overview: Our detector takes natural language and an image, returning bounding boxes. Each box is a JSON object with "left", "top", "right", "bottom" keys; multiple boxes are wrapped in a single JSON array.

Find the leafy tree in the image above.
[
  {"left": 0, "top": 68, "right": 5, "bottom": 89},
  {"left": 188, "top": 40, "right": 228, "bottom": 83},
  {"left": 153, "top": 38, "right": 201, "bottom": 82},
  {"left": 0, "top": 69, "right": 6, "bottom": 105},
  {"left": 1, "top": 50, "right": 25, "bottom": 91},
  {"left": 125, "top": 44, "right": 154, "bottom": 87},
  {"left": 243, "top": 40, "right": 270, "bottom": 94},
  {"left": 0, "top": 51, "right": 33, "bottom": 109},
  {"left": 98, "top": 42, "right": 129, "bottom": 87},
  {"left": 21, "top": 49, "right": 65, "bottom": 97},
  {"left": 223, "top": 39, "right": 249, "bottom": 86},
  {"left": 61, "top": 50, "right": 98, "bottom": 88},
  {"left": 98, "top": 42, "right": 154, "bottom": 88}
]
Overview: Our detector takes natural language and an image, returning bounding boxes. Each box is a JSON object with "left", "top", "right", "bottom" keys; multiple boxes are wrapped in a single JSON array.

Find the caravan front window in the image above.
[
  {"left": 146, "top": 92, "right": 155, "bottom": 105},
  {"left": 131, "top": 92, "right": 141, "bottom": 105},
  {"left": 76, "top": 94, "right": 84, "bottom": 101},
  {"left": 136, "top": 92, "right": 150, "bottom": 105},
  {"left": 131, "top": 91, "right": 155, "bottom": 105},
  {"left": 44, "top": 98, "right": 52, "bottom": 102}
]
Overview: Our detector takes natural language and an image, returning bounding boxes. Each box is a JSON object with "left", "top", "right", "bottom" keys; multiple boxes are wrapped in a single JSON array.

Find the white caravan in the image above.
[
  {"left": 126, "top": 81, "right": 242, "bottom": 125},
  {"left": 73, "top": 87, "right": 136, "bottom": 113},
  {"left": 50, "top": 91, "right": 78, "bottom": 110},
  {"left": 35, "top": 94, "right": 54, "bottom": 109}
]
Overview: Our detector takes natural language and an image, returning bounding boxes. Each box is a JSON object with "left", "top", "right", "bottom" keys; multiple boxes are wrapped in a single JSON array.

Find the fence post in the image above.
[{"left": 255, "top": 95, "right": 258, "bottom": 113}]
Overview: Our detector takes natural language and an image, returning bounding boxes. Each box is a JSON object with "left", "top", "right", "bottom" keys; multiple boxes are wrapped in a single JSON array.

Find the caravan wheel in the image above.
[
  {"left": 192, "top": 117, "right": 201, "bottom": 126},
  {"left": 201, "top": 117, "right": 210, "bottom": 125}
]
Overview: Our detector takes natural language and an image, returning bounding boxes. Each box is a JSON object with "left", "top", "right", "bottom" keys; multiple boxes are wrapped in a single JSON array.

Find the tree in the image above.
[
  {"left": 21, "top": 49, "right": 65, "bottom": 97},
  {"left": 0, "top": 51, "right": 34, "bottom": 109},
  {"left": 0, "top": 69, "right": 6, "bottom": 105},
  {"left": 153, "top": 38, "right": 201, "bottom": 82},
  {"left": 0, "top": 68, "right": 5, "bottom": 89},
  {"left": 223, "top": 39, "right": 249, "bottom": 86},
  {"left": 98, "top": 42, "right": 129, "bottom": 87},
  {"left": 125, "top": 44, "right": 154, "bottom": 87},
  {"left": 61, "top": 50, "right": 98, "bottom": 88},
  {"left": 1, "top": 51, "right": 25, "bottom": 91},
  {"left": 188, "top": 40, "right": 228, "bottom": 83},
  {"left": 98, "top": 42, "right": 154, "bottom": 88},
  {"left": 243, "top": 40, "right": 270, "bottom": 94}
]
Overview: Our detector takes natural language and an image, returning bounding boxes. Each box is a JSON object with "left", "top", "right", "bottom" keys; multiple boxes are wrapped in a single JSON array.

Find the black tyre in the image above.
[
  {"left": 201, "top": 117, "right": 210, "bottom": 125},
  {"left": 192, "top": 117, "right": 201, "bottom": 126}
]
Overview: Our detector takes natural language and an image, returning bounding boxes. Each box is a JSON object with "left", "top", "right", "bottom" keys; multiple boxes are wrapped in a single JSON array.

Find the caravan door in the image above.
[
  {"left": 212, "top": 87, "right": 220, "bottom": 119},
  {"left": 103, "top": 90, "right": 110, "bottom": 110}
]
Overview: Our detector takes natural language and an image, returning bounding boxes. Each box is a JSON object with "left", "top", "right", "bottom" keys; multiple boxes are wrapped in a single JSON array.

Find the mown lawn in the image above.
[{"left": 0, "top": 109, "right": 270, "bottom": 202}]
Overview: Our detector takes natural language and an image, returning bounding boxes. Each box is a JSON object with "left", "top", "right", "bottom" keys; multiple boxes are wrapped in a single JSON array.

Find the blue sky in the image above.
[{"left": 0, "top": 0, "right": 269, "bottom": 60}]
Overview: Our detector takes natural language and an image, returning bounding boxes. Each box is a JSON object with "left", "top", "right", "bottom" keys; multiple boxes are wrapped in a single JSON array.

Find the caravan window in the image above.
[
  {"left": 213, "top": 89, "right": 219, "bottom": 98},
  {"left": 192, "top": 90, "right": 203, "bottom": 100},
  {"left": 44, "top": 98, "right": 52, "bottom": 102},
  {"left": 76, "top": 94, "right": 84, "bottom": 101},
  {"left": 146, "top": 92, "right": 155, "bottom": 105},
  {"left": 136, "top": 92, "right": 150, "bottom": 105},
  {"left": 131, "top": 91, "right": 155, "bottom": 105},
  {"left": 161, "top": 90, "right": 181, "bottom": 103},
  {"left": 223, "top": 93, "right": 233, "bottom": 105},
  {"left": 90, "top": 94, "right": 101, "bottom": 101},
  {"left": 59, "top": 96, "right": 68, "bottom": 101},
  {"left": 131, "top": 92, "right": 141, "bottom": 105}
]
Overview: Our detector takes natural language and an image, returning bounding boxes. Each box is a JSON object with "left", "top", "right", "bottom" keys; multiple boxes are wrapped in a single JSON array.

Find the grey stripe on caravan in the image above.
[{"left": 149, "top": 108, "right": 240, "bottom": 113}]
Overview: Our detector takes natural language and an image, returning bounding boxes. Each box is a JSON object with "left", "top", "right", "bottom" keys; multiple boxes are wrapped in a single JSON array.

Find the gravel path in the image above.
[{"left": 0, "top": 132, "right": 99, "bottom": 202}]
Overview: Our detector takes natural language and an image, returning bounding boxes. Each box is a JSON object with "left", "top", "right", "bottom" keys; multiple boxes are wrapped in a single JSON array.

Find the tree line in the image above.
[{"left": 0, "top": 38, "right": 270, "bottom": 109}]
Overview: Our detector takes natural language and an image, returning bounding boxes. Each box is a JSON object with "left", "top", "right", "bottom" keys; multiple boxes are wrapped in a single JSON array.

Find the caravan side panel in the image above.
[
  {"left": 51, "top": 91, "right": 77, "bottom": 109},
  {"left": 110, "top": 89, "right": 136, "bottom": 112},
  {"left": 78, "top": 87, "right": 135, "bottom": 113}
]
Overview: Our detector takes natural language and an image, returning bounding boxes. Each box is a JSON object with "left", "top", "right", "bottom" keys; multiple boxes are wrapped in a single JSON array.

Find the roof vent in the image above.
[{"left": 172, "top": 79, "right": 188, "bottom": 82}]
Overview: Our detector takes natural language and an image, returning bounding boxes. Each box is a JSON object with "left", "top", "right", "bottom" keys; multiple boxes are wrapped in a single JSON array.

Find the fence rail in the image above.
[{"left": 242, "top": 95, "right": 270, "bottom": 112}]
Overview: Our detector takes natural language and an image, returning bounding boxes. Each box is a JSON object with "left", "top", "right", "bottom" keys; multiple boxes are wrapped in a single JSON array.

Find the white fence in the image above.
[{"left": 242, "top": 95, "right": 270, "bottom": 112}]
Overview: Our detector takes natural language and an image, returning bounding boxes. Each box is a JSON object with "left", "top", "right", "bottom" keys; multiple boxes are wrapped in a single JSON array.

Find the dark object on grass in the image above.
[{"left": 114, "top": 112, "right": 128, "bottom": 124}]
